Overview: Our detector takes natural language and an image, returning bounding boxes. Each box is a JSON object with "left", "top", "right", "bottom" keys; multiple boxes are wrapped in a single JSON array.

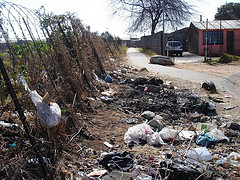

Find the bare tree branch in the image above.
[{"left": 109, "top": 0, "right": 197, "bottom": 35}]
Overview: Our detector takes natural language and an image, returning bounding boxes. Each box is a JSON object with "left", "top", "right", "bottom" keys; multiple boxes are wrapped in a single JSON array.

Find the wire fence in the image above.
[{"left": 0, "top": 1, "right": 122, "bottom": 178}]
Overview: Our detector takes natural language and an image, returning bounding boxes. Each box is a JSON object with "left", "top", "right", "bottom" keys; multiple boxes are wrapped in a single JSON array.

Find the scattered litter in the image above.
[
  {"left": 187, "top": 147, "right": 213, "bottom": 166},
  {"left": 141, "top": 111, "right": 155, "bottom": 120},
  {"left": 223, "top": 106, "right": 235, "bottom": 110},
  {"left": 196, "top": 133, "right": 217, "bottom": 147},
  {"left": 19, "top": 76, "right": 61, "bottom": 127},
  {"left": 87, "top": 169, "right": 108, "bottom": 178},
  {"left": 104, "top": 74, "right": 113, "bottom": 83},
  {"left": 196, "top": 128, "right": 229, "bottom": 147},
  {"left": 159, "top": 127, "right": 181, "bottom": 141},
  {"left": 135, "top": 174, "right": 152, "bottom": 180},
  {"left": 100, "top": 151, "right": 134, "bottom": 172},
  {"left": 216, "top": 152, "right": 240, "bottom": 168},
  {"left": 100, "top": 96, "right": 113, "bottom": 103},
  {"left": 140, "top": 67, "right": 148, "bottom": 72},
  {"left": 121, "top": 69, "right": 127, "bottom": 74},
  {"left": 224, "top": 94, "right": 233, "bottom": 98},
  {"left": 202, "top": 81, "right": 217, "bottom": 93},
  {"left": 27, "top": 157, "right": 49, "bottom": 165},
  {"left": 147, "top": 116, "right": 166, "bottom": 131},
  {"left": 103, "top": 142, "right": 113, "bottom": 148},
  {"left": 119, "top": 118, "right": 138, "bottom": 124},
  {"left": 148, "top": 132, "right": 165, "bottom": 145},
  {"left": 101, "top": 170, "right": 133, "bottom": 180},
  {"left": 0, "top": 121, "right": 18, "bottom": 128},
  {"left": 195, "top": 123, "right": 217, "bottom": 132},
  {"left": 8, "top": 143, "right": 17, "bottom": 148},
  {"left": 124, "top": 123, "right": 154, "bottom": 144},
  {"left": 222, "top": 121, "right": 240, "bottom": 131},
  {"left": 101, "top": 89, "right": 115, "bottom": 97},
  {"left": 207, "top": 128, "right": 229, "bottom": 142},
  {"left": 179, "top": 130, "right": 199, "bottom": 140}
]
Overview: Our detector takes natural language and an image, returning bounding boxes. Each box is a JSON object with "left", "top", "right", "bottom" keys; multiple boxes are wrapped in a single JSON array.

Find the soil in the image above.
[
  {"left": 73, "top": 57, "right": 240, "bottom": 179},
  {"left": 1, "top": 55, "right": 240, "bottom": 179},
  {"left": 174, "top": 61, "right": 240, "bottom": 78}
]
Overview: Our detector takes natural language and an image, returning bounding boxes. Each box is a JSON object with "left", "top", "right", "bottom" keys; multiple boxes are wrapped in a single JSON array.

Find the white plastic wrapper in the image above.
[{"left": 20, "top": 76, "right": 61, "bottom": 127}]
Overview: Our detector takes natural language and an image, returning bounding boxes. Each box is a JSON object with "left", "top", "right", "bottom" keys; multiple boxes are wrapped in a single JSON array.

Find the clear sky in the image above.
[{"left": 4, "top": 0, "right": 240, "bottom": 39}]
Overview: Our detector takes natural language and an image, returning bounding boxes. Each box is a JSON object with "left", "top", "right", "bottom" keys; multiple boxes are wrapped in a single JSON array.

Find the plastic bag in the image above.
[
  {"left": 187, "top": 147, "right": 212, "bottom": 169},
  {"left": 20, "top": 76, "right": 61, "bottom": 127},
  {"left": 207, "top": 128, "right": 229, "bottom": 142},
  {"left": 148, "top": 132, "right": 165, "bottom": 145},
  {"left": 124, "top": 123, "right": 154, "bottom": 144},
  {"left": 159, "top": 128, "right": 181, "bottom": 141},
  {"left": 196, "top": 133, "right": 217, "bottom": 147}
]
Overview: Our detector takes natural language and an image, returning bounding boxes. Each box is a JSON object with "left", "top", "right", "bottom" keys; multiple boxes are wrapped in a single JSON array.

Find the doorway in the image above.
[{"left": 227, "top": 31, "right": 234, "bottom": 54}]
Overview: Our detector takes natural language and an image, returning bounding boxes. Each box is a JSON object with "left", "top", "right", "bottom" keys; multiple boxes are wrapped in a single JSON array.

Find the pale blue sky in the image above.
[{"left": 4, "top": 0, "right": 240, "bottom": 38}]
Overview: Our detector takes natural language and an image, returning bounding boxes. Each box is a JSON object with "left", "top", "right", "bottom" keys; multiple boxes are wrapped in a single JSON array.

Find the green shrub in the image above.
[
  {"left": 219, "top": 53, "right": 235, "bottom": 63},
  {"left": 233, "top": 55, "right": 240, "bottom": 61},
  {"left": 138, "top": 48, "right": 158, "bottom": 56}
]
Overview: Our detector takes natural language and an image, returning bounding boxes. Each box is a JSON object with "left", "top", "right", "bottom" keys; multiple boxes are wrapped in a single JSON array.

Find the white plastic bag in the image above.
[
  {"left": 187, "top": 147, "right": 213, "bottom": 169},
  {"left": 124, "top": 123, "right": 154, "bottom": 144},
  {"left": 20, "top": 76, "right": 61, "bottom": 127},
  {"left": 206, "top": 128, "right": 229, "bottom": 142},
  {"left": 124, "top": 123, "right": 165, "bottom": 145},
  {"left": 148, "top": 132, "right": 165, "bottom": 145},
  {"left": 159, "top": 128, "right": 181, "bottom": 141}
]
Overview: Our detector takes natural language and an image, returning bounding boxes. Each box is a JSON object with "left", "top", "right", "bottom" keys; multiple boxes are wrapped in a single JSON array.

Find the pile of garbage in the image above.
[
  {"left": 1, "top": 67, "right": 239, "bottom": 179},
  {"left": 84, "top": 71, "right": 240, "bottom": 179}
]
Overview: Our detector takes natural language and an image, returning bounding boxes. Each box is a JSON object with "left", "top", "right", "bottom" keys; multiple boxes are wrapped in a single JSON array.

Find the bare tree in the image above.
[{"left": 109, "top": 0, "right": 196, "bottom": 35}]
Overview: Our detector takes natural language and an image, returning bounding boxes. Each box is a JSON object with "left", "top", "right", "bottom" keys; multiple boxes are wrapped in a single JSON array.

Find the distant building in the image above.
[
  {"left": 188, "top": 20, "right": 240, "bottom": 56},
  {"left": 166, "top": 27, "right": 189, "bottom": 51},
  {"left": 123, "top": 38, "right": 141, "bottom": 47}
]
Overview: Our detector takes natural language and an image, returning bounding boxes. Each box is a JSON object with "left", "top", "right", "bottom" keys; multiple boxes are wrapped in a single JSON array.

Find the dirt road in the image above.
[{"left": 127, "top": 48, "right": 240, "bottom": 101}]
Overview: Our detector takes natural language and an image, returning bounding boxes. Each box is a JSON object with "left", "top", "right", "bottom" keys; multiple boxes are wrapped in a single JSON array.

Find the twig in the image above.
[
  {"left": 194, "top": 83, "right": 201, "bottom": 93},
  {"left": 69, "top": 127, "right": 83, "bottom": 142},
  {"left": 195, "top": 171, "right": 207, "bottom": 180},
  {"left": 72, "top": 94, "right": 77, "bottom": 108}
]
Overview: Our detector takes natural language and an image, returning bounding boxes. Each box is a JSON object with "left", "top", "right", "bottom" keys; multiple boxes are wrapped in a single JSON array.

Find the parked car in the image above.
[{"left": 165, "top": 41, "right": 183, "bottom": 56}]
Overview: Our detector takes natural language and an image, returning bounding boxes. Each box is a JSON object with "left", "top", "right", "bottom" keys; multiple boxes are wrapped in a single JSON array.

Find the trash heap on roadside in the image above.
[
  {"left": 86, "top": 67, "right": 240, "bottom": 180},
  {"left": 1, "top": 65, "right": 239, "bottom": 179}
]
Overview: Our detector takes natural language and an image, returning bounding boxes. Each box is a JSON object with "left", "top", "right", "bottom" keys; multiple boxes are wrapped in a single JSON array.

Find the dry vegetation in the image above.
[
  {"left": 0, "top": 4, "right": 239, "bottom": 180},
  {"left": 0, "top": 11, "right": 123, "bottom": 179}
]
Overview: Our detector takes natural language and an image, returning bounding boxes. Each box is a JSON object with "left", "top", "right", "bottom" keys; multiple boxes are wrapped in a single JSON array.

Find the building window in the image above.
[{"left": 203, "top": 31, "right": 223, "bottom": 45}]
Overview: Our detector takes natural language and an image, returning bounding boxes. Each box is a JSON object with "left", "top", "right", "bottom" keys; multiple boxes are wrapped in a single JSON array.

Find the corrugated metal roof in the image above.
[{"left": 192, "top": 20, "right": 240, "bottom": 30}]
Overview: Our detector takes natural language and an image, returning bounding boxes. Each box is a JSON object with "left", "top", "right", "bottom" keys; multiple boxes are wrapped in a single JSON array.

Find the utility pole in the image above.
[
  {"left": 162, "top": 0, "right": 165, "bottom": 56},
  {"left": 204, "top": 18, "right": 208, "bottom": 62}
]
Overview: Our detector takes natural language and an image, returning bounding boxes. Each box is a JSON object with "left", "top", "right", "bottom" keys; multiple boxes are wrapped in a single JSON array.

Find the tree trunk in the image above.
[{"left": 151, "top": 22, "right": 157, "bottom": 35}]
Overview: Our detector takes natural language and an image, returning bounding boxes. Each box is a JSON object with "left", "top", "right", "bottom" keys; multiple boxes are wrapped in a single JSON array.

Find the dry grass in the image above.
[{"left": 0, "top": 12, "right": 123, "bottom": 179}]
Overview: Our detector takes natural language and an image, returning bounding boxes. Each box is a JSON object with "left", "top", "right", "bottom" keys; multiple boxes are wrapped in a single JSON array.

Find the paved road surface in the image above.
[{"left": 127, "top": 48, "right": 240, "bottom": 101}]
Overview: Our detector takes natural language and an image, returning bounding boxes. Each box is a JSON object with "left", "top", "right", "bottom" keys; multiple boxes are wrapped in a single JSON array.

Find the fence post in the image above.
[{"left": 0, "top": 57, "right": 49, "bottom": 178}]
